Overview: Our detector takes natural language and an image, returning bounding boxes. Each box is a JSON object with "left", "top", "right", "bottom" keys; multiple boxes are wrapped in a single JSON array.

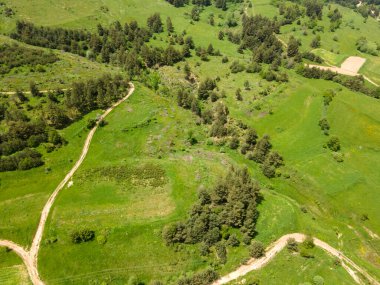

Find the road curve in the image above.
[
  {"left": 212, "top": 233, "right": 380, "bottom": 285},
  {"left": 0, "top": 83, "right": 135, "bottom": 285}
]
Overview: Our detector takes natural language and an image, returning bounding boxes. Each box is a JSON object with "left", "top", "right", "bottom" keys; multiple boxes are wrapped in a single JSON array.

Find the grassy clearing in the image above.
[
  {"left": 0, "top": 250, "right": 31, "bottom": 285},
  {"left": 232, "top": 247, "right": 356, "bottom": 285}
]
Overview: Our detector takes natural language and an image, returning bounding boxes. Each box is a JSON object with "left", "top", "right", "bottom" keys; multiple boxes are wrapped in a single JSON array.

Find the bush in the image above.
[
  {"left": 230, "top": 61, "right": 245, "bottom": 73},
  {"left": 326, "top": 136, "right": 340, "bottom": 151},
  {"left": 249, "top": 241, "right": 265, "bottom": 258},
  {"left": 71, "top": 229, "right": 95, "bottom": 244},
  {"left": 286, "top": 238, "right": 298, "bottom": 252},
  {"left": 215, "top": 242, "right": 227, "bottom": 264},
  {"left": 312, "top": 275, "right": 325, "bottom": 285},
  {"left": 332, "top": 152, "right": 344, "bottom": 163},
  {"left": 227, "top": 234, "right": 240, "bottom": 247},
  {"left": 300, "top": 248, "right": 314, "bottom": 258},
  {"left": 302, "top": 236, "right": 315, "bottom": 249},
  {"left": 87, "top": 118, "right": 97, "bottom": 129},
  {"left": 97, "top": 234, "right": 107, "bottom": 245}
]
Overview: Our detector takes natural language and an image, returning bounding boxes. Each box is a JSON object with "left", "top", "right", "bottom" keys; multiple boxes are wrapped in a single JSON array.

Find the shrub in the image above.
[
  {"left": 286, "top": 238, "right": 298, "bottom": 252},
  {"left": 97, "top": 234, "right": 107, "bottom": 245},
  {"left": 326, "top": 136, "right": 340, "bottom": 151},
  {"left": 71, "top": 229, "right": 95, "bottom": 244},
  {"left": 230, "top": 60, "right": 245, "bottom": 73},
  {"left": 249, "top": 241, "right": 265, "bottom": 258},
  {"left": 227, "top": 234, "right": 240, "bottom": 247},
  {"left": 215, "top": 242, "right": 227, "bottom": 264},
  {"left": 300, "top": 248, "right": 314, "bottom": 258},
  {"left": 302, "top": 236, "right": 315, "bottom": 249},
  {"left": 87, "top": 119, "right": 97, "bottom": 129},
  {"left": 313, "top": 275, "right": 325, "bottom": 285}
]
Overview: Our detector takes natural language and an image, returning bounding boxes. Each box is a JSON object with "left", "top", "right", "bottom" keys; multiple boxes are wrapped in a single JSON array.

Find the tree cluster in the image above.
[
  {"left": 163, "top": 167, "right": 260, "bottom": 256},
  {"left": 0, "top": 43, "right": 58, "bottom": 74},
  {"left": 241, "top": 15, "right": 283, "bottom": 64},
  {"left": 328, "top": 8, "right": 342, "bottom": 31},
  {"left": 279, "top": 2, "right": 304, "bottom": 25},
  {"left": 356, "top": 37, "right": 379, "bottom": 56},
  {"left": 0, "top": 74, "right": 129, "bottom": 172},
  {"left": 297, "top": 66, "right": 380, "bottom": 99},
  {"left": 178, "top": 269, "right": 218, "bottom": 285},
  {"left": 11, "top": 17, "right": 185, "bottom": 76}
]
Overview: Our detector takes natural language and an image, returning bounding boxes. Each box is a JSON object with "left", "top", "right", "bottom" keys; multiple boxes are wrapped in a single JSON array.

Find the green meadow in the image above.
[
  {"left": 233, "top": 247, "right": 357, "bottom": 285},
  {"left": 0, "top": 0, "right": 379, "bottom": 284}
]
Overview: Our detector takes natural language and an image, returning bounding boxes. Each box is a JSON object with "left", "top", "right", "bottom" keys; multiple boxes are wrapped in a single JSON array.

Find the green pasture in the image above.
[
  {"left": 232, "top": 247, "right": 356, "bottom": 285},
  {"left": 0, "top": 0, "right": 379, "bottom": 284}
]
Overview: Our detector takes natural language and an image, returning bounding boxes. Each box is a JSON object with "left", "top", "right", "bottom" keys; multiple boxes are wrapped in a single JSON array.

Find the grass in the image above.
[
  {"left": 0, "top": 0, "right": 379, "bottom": 284},
  {"left": 0, "top": 35, "right": 122, "bottom": 91},
  {"left": 276, "top": 2, "right": 380, "bottom": 84},
  {"left": 0, "top": 110, "right": 100, "bottom": 245},
  {"left": 232, "top": 247, "right": 356, "bottom": 285},
  {"left": 0, "top": 250, "right": 31, "bottom": 285},
  {"left": 38, "top": 85, "right": 228, "bottom": 283}
]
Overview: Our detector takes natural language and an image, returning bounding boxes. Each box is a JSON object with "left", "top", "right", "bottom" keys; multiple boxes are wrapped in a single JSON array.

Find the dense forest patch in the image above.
[{"left": 0, "top": 43, "right": 58, "bottom": 74}]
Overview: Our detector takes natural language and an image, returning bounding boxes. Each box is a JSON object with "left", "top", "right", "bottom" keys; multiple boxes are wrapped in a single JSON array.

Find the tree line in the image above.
[
  {"left": 166, "top": 0, "right": 243, "bottom": 10},
  {"left": 0, "top": 74, "right": 130, "bottom": 172},
  {"left": 297, "top": 66, "right": 380, "bottom": 99},
  {"left": 11, "top": 15, "right": 187, "bottom": 77}
]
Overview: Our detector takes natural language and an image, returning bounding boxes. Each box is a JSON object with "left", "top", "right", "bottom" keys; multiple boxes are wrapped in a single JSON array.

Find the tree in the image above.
[
  {"left": 71, "top": 229, "right": 95, "bottom": 244},
  {"left": 198, "top": 78, "right": 216, "bottom": 100},
  {"left": 249, "top": 241, "right": 265, "bottom": 258},
  {"left": 246, "top": 128, "right": 258, "bottom": 146},
  {"left": 310, "top": 35, "right": 321, "bottom": 48},
  {"left": 287, "top": 36, "right": 300, "bottom": 57},
  {"left": 326, "top": 136, "right": 340, "bottom": 151},
  {"left": 218, "top": 31, "right": 224, "bottom": 40},
  {"left": 229, "top": 137, "right": 240, "bottom": 149},
  {"left": 191, "top": 7, "right": 200, "bottom": 21},
  {"left": 166, "top": 17, "right": 174, "bottom": 34},
  {"left": 147, "top": 13, "right": 163, "bottom": 33},
  {"left": 215, "top": 242, "right": 227, "bottom": 264},
  {"left": 215, "top": 0, "right": 227, "bottom": 10},
  {"left": 236, "top": 88, "right": 242, "bottom": 101},
  {"left": 30, "top": 81, "right": 41, "bottom": 97}
]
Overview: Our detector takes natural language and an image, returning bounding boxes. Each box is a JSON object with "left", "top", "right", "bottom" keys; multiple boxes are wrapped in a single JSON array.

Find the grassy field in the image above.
[
  {"left": 232, "top": 247, "right": 356, "bottom": 285},
  {"left": 275, "top": 3, "right": 380, "bottom": 84},
  {"left": 0, "top": 0, "right": 379, "bottom": 284},
  {"left": 0, "top": 109, "right": 101, "bottom": 246},
  {"left": 0, "top": 250, "right": 31, "bottom": 285}
]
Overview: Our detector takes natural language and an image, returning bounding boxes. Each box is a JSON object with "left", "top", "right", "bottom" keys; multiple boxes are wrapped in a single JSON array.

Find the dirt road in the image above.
[
  {"left": 212, "top": 233, "right": 380, "bottom": 285},
  {"left": 308, "top": 56, "right": 379, "bottom": 87},
  {"left": 0, "top": 83, "right": 135, "bottom": 285},
  {"left": 0, "top": 89, "right": 68, "bottom": 95}
]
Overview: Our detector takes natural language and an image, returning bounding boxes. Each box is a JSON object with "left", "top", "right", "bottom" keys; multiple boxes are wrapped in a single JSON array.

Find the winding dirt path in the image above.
[
  {"left": 0, "top": 83, "right": 135, "bottom": 285},
  {"left": 0, "top": 89, "right": 68, "bottom": 95},
  {"left": 212, "top": 233, "right": 380, "bottom": 285}
]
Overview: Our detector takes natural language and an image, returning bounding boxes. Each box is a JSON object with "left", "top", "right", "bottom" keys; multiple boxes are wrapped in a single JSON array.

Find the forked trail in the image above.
[{"left": 0, "top": 83, "right": 135, "bottom": 285}]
